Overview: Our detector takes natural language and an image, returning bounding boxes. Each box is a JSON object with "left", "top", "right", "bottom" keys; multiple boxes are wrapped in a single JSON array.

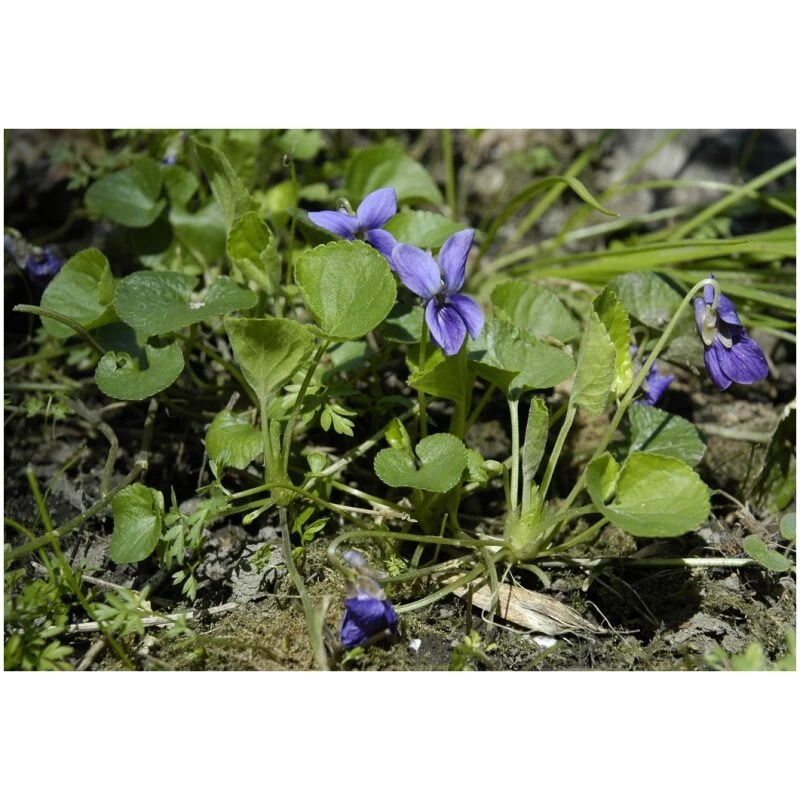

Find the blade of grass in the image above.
[{"left": 666, "top": 156, "right": 797, "bottom": 241}]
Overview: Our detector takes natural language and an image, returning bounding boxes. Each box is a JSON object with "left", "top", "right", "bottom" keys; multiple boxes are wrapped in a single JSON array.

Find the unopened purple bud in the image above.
[{"left": 25, "top": 248, "right": 63, "bottom": 287}]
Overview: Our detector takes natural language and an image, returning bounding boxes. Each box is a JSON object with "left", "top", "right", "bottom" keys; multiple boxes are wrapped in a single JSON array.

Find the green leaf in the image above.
[
  {"left": 627, "top": 404, "right": 706, "bottom": 466},
  {"left": 85, "top": 158, "right": 166, "bottom": 228},
  {"left": 346, "top": 144, "right": 443, "bottom": 205},
  {"left": 780, "top": 513, "right": 796, "bottom": 542},
  {"left": 224, "top": 317, "right": 315, "bottom": 406},
  {"left": 109, "top": 484, "right": 165, "bottom": 564},
  {"left": 742, "top": 536, "right": 792, "bottom": 573},
  {"left": 491, "top": 281, "right": 579, "bottom": 342},
  {"left": 470, "top": 319, "right": 576, "bottom": 398},
  {"left": 295, "top": 240, "right": 396, "bottom": 340},
  {"left": 92, "top": 321, "right": 146, "bottom": 363},
  {"left": 206, "top": 409, "right": 263, "bottom": 470},
  {"left": 379, "top": 304, "right": 424, "bottom": 344},
  {"left": 279, "top": 129, "right": 323, "bottom": 161},
  {"left": 40, "top": 248, "right": 117, "bottom": 338},
  {"left": 586, "top": 452, "right": 711, "bottom": 538},
  {"left": 522, "top": 397, "right": 549, "bottom": 482},
  {"left": 193, "top": 138, "right": 259, "bottom": 230},
  {"left": 374, "top": 433, "right": 467, "bottom": 494},
  {"left": 95, "top": 342, "right": 185, "bottom": 400},
  {"left": 114, "top": 272, "right": 257, "bottom": 338},
  {"left": 407, "top": 347, "right": 467, "bottom": 404},
  {"left": 226, "top": 211, "right": 281, "bottom": 293},
  {"left": 754, "top": 401, "right": 796, "bottom": 512},
  {"left": 592, "top": 452, "right": 620, "bottom": 502},
  {"left": 170, "top": 200, "right": 227, "bottom": 267},
  {"left": 609, "top": 272, "right": 683, "bottom": 329},
  {"left": 592, "top": 288, "right": 632, "bottom": 396},
  {"left": 382, "top": 211, "right": 465, "bottom": 249},
  {"left": 162, "top": 165, "right": 200, "bottom": 209},
  {"left": 571, "top": 310, "right": 616, "bottom": 415}
]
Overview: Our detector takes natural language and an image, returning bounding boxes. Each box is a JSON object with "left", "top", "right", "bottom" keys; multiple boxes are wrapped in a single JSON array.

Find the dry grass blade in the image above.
[{"left": 447, "top": 576, "right": 607, "bottom": 636}]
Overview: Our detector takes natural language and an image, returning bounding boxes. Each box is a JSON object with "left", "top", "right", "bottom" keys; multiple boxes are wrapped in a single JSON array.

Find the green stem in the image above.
[
  {"left": 559, "top": 277, "right": 719, "bottom": 514},
  {"left": 508, "top": 398, "right": 520, "bottom": 511},
  {"left": 538, "top": 556, "right": 759, "bottom": 570},
  {"left": 442, "top": 129, "right": 457, "bottom": 219},
  {"left": 546, "top": 518, "right": 608, "bottom": 554},
  {"left": 394, "top": 562, "right": 491, "bottom": 614},
  {"left": 281, "top": 340, "right": 328, "bottom": 475},
  {"left": 417, "top": 319, "right": 429, "bottom": 439},
  {"left": 14, "top": 304, "right": 106, "bottom": 357},
  {"left": 465, "top": 384, "right": 495, "bottom": 431},
  {"left": 538, "top": 404, "right": 577, "bottom": 510},
  {"left": 279, "top": 507, "right": 328, "bottom": 670}
]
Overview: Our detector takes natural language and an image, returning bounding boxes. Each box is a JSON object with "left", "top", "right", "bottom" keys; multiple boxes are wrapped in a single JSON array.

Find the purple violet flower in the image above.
[
  {"left": 25, "top": 248, "right": 63, "bottom": 287},
  {"left": 638, "top": 363, "right": 675, "bottom": 406},
  {"left": 630, "top": 345, "right": 675, "bottom": 406},
  {"left": 340, "top": 550, "right": 399, "bottom": 649},
  {"left": 308, "top": 186, "right": 399, "bottom": 267},
  {"left": 391, "top": 229, "right": 484, "bottom": 357},
  {"left": 693, "top": 279, "right": 769, "bottom": 391}
]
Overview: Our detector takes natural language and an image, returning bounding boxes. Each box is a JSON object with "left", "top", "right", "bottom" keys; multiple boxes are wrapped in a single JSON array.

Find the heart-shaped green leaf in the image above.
[
  {"left": 383, "top": 210, "right": 465, "bottom": 249},
  {"left": 742, "top": 535, "right": 792, "bottom": 573},
  {"left": 627, "top": 404, "right": 706, "bottom": 466},
  {"left": 109, "top": 484, "right": 164, "bottom": 564},
  {"left": 95, "top": 342, "right": 184, "bottom": 400},
  {"left": 85, "top": 158, "right": 166, "bottom": 228},
  {"left": 114, "top": 272, "right": 257, "bottom": 338},
  {"left": 295, "top": 240, "right": 396, "bottom": 340},
  {"left": 224, "top": 317, "right": 315, "bottom": 407},
  {"left": 470, "top": 319, "right": 575, "bottom": 398},
  {"left": 492, "top": 281, "right": 579, "bottom": 342},
  {"left": 586, "top": 452, "right": 710, "bottom": 538},
  {"left": 571, "top": 310, "right": 616, "bottom": 415},
  {"left": 193, "top": 139, "right": 260, "bottom": 230},
  {"left": 206, "top": 408, "right": 263, "bottom": 471},
  {"left": 346, "top": 144, "right": 442, "bottom": 205},
  {"left": 40, "top": 248, "right": 117, "bottom": 339},
  {"left": 593, "top": 288, "right": 633, "bottom": 396},
  {"left": 374, "top": 433, "right": 468, "bottom": 493},
  {"left": 226, "top": 211, "right": 281, "bottom": 293},
  {"left": 609, "top": 272, "right": 683, "bottom": 330}
]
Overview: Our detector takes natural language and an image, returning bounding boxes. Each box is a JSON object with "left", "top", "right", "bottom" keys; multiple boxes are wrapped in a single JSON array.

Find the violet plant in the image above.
[{"left": 5, "top": 129, "right": 794, "bottom": 670}]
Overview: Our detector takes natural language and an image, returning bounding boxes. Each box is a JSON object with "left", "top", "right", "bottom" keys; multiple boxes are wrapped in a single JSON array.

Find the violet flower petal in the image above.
[
  {"left": 447, "top": 293, "right": 484, "bottom": 340},
  {"left": 438, "top": 229, "right": 475, "bottom": 293},
  {"left": 307, "top": 210, "right": 360, "bottom": 238},
  {"left": 356, "top": 187, "right": 397, "bottom": 230},
  {"left": 366, "top": 228, "right": 398, "bottom": 267},
  {"left": 715, "top": 334, "right": 770, "bottom": 385},
  {"left": 640, "top": 370, "right": 675, "bottom": 406},
  {"left": 704, "top": 340, "right": 733, "bottom": 391},
  {"left": 716, "top": 292, "right": 744, "bottom": 327},
  {"left": 392, "top": 244, "right": 442, "bottom": 300},
  {"left": 693, "top": 297, "right": 708, "bottom": 334},
  {"left": 704, "top": 283, "right": 715, "bottom": 304},
  {"left": 340, "top": 595, "right": 398, "bottom": 648},
  {"left": 426, "top": 300, "right": 467, "bottom": 356}
]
